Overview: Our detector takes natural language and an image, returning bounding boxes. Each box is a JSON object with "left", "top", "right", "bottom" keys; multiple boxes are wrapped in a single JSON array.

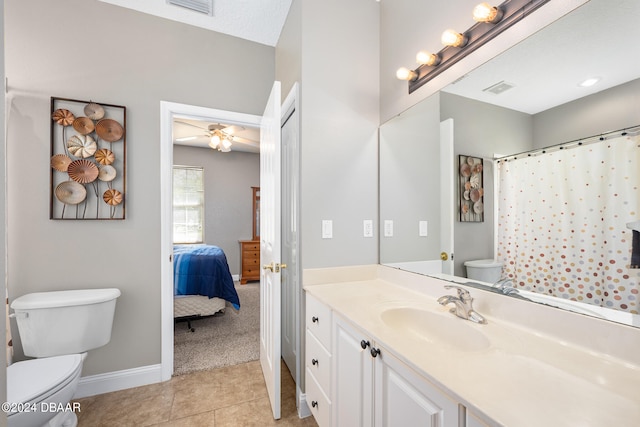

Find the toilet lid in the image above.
[
  {"left": 464, "top": 259, "right": 504, "bottom": 268},
  {"left": 7, "top": 354, "right": 82, "bottom": 405}
]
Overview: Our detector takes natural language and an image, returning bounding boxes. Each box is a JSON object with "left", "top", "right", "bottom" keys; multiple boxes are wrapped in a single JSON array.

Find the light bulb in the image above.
[
  {"left": 473, "top": 3, "right": 503, "bottom": 24},
  {"left": 416, "top": 51, "right": 441, "bottom": 67},
  {"left": 441, "top": 29, "right": 467, "bottom": 47},
  {"left": 222, "top": 138, "right": 232, "bottom": 150},
  {"left": 209, "top": 134, "right": 221, "bottom": 149},
  {"left": 396, "top": 67, "right": 418, "bottom": 81}
]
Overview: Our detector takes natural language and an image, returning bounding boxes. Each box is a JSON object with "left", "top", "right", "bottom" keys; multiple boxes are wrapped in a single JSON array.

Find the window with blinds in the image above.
[{"left": 173, "top": 166, "right": 204, "bottom": 244}]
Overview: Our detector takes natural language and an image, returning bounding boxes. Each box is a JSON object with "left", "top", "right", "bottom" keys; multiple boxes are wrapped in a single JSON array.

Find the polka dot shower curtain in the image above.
[{"left": 497, "top": 134, "right": 640, "bottom": 314}]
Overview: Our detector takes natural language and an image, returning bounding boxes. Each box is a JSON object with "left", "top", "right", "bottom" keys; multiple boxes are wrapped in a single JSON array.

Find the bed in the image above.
[{"left": 173, "top": 244, "right": 240, "bottom": 331}]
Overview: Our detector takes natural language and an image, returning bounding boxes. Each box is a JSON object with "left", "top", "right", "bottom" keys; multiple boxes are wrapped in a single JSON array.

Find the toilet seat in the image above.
[{"left": 7, "top": 354, "right": 82, "bottom": 409}]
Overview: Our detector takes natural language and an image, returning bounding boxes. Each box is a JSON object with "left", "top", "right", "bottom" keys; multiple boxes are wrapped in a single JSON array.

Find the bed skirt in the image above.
[{"left": 174, "top": 295, "right": 226, "bottom": 318}]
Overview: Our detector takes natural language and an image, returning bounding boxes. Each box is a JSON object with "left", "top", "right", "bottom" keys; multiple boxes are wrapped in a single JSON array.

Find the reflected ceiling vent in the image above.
[
  {"left": 482, "top": 81, "right": 516, "bottom": 95},
  {"left": 167, "top": 0, "right": 213, "bottom": 16}
]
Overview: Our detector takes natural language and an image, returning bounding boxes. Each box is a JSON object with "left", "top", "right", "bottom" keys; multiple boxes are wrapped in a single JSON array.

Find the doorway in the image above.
[
  {"left": 159, "top": 91, "right": 302, "bottom": 417},
  {"left": 160, "top": 102, "right": 262, "bottom": 380}
]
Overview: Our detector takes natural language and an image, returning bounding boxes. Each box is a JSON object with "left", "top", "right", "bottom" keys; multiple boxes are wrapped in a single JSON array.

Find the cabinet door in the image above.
[
  {"left": 333, "top": 315, "right": 374, "bottom": 427},
  {"left": 374, "top": 348, "right": 459, "bottom": 427}
]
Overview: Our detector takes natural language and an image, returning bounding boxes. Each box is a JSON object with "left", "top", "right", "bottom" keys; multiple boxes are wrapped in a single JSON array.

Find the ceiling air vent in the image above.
[
  {"left": 167, "top": 0, "right": 213, "bottom": 16},
  {"left": 482, "top": 81, "right": 515, "bottom": 95}
]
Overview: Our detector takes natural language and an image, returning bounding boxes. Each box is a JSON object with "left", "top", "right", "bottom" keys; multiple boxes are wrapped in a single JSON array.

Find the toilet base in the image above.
[{"left": 45, "top": 411, "right": 78, "bottom": 427}]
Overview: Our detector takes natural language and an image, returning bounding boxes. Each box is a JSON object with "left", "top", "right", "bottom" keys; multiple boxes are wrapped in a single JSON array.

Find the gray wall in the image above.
[
  {"left": 440, "top": 92, "right": 533, "bottom": 276},
  {"left": 533, "top": 78, "right": 640, "bottom": 147},
  {"left": 5, "top": 0, "right": 274, "bottom": 375},
  {"left": 173, "top": 146, "right": 260, "bottom": 276},
  {"left": 298, "top": 0, "right": 380, "bottom": 269},
  {"left": 380, "top": 94, "right": 441, "bottom": 262}
]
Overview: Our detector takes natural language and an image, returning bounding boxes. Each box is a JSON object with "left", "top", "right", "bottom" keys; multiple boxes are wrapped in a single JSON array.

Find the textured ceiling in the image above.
[{"left": 99, "top": 0, "right": 292, "bottom": 46}]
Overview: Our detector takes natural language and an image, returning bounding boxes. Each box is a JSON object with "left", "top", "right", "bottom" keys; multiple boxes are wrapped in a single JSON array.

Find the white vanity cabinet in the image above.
[
  {"left": 333, "top": 314, "right": 460, "bottom": 427},
  {"left": 305, "top": 292, "right": 461, "bottom": 427},
  {"left": 305, "top": 293, "right": 333, "bottom": 426}
]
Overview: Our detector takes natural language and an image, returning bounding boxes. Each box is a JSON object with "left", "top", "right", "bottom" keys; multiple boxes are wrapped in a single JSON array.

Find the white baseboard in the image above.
[
  {"left": 74, "top": 364, "right": 164, "bottom": 399},
  {"left": 232, "top": 274, "right": 240, "bottom": 282},
  {"left": 298, "top": 390, "right": 312, "bottom": 419}
]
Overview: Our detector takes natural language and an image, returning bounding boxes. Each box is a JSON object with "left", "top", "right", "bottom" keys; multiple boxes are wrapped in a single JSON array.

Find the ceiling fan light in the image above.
[
  {"left": 209, "top": 134, "right": 221, "bottom": 149},
  {"left": 222, "top": 138, "right": 232, "bottom": 150}
]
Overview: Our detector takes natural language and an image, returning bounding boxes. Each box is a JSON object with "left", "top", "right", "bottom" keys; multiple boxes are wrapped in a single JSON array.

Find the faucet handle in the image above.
[{"left": 444, "top": 285, "right": 471, "bottom": 300}]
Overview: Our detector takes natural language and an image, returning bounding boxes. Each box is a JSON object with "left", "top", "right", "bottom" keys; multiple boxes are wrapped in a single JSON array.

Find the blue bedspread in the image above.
[{"left": 173, "top": 245, "right": 240, "bottom": 309}]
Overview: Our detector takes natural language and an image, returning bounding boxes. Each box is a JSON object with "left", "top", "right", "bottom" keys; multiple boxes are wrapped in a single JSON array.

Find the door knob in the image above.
[
  {"left": 440, "top": 252, "right": 449, "bottom": 261},
  {"left": 263, "top": 263, "right": 274, "bottom": 272}
]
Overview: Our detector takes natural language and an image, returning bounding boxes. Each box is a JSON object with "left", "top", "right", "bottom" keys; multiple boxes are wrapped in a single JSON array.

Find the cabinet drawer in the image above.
[
  {"left": 306, "top": 331, "right": 331, "bottom": 394},
  {"left": 306, "top": 367, "right": 331, "bottom": 427},
  {"left": 242, "top": 255, "right": 260, "bottom": 265},
  {"left": 241, "top": 242, "right": 260, "bottom": 251},
  {"left": 306, "top": 293, "right": 332, "bottom": 348}
]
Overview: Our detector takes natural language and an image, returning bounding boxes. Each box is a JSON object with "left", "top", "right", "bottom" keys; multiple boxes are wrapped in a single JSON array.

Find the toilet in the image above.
[
  {"left": 7, "top": 288, "right": 121, "bottom": 427},
  {"left": 464, "top": 259, "right": 504, "bottom": 283}
]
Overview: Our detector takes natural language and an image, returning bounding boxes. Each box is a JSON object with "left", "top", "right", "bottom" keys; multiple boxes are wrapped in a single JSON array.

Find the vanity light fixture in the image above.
[
  {"left": 396, "top": 67, "right": 418, "bottom": 82},
  {"left": 473, "top": 2, "right": 504, "bottom": 24},
  {"left": 441, "top": 29, "right": 468, "bottom": 48},
  {"left": 398, "top": 0, "right": 551, "bottom": 94},
  {"left": 416, "top": 51, "right": 441, "bottom": 67}
]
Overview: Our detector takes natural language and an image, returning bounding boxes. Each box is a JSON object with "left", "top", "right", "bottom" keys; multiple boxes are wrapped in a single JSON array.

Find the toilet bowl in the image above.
[
  {"left": 9, "top": 288, "right": 120, "bottom": 427},
  {"left": 7, "top": 354, "right": 83, "bottom": 427},
  {"left": 464, "top": 259, "right": 503, "bottom": 283}
]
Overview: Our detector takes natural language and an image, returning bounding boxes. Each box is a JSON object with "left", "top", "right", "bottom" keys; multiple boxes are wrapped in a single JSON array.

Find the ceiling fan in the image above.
[{"left": 175, "top": 121, "right": 259, "bottom": 153}]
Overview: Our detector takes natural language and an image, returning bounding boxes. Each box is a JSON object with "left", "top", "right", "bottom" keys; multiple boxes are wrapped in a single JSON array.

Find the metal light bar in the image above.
[{"left": 408, "top": 0, "right": 550, "bottom": 94}]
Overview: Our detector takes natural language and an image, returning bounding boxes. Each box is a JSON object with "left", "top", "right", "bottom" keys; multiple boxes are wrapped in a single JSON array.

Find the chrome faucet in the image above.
[
  {"left": 493, "top": 278, "right": 519, "bottom": 296},
  {"left": 438, "top": 285, "right": 487, "bottom": 324}
]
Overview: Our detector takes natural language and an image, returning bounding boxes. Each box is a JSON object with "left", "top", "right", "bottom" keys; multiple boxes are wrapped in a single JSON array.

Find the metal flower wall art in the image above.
[
  {"left": 50, "top": 97, "right": 126, "bottom": 219},
  {"left": 459, "top": 155, "right": 484, "bottom": 222}
]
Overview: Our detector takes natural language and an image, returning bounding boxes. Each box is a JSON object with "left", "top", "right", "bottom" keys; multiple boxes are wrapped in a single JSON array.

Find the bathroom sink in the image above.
[{"left": 380, "top": 307, "right": 490, "bottom": 352}]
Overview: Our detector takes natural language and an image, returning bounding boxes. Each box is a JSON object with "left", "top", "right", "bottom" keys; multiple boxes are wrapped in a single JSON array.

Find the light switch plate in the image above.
[
  {"left": 363, "top": 220, "right": 373, "bottom": 237},
  {"left": 322, "top": 220, "right": 333, "bottom": 239},
  {"left": 384, "top": 220, "right": 393, "bottom": 237},
  {"left": 419, "top": 220, "right": 428, "bottom": 237}
]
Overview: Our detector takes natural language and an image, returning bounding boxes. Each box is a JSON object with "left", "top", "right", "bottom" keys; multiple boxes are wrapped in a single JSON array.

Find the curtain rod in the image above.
[{"left": 495, "top": 124, "right": 640, "bottom": 162}]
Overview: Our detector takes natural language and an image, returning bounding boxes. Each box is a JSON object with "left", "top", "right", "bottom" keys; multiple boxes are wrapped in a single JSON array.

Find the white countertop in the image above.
[{"left": 304, "top": 269, "right": 640, "bottom": 427}]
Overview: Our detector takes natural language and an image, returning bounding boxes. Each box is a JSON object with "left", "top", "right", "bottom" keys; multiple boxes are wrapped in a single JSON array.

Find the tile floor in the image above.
[{"left": 74, "top": 361, "right": 318, "bottom": 426}]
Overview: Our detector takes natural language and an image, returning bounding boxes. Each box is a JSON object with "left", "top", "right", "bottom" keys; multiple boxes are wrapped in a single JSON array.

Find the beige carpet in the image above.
[{"left": 173, "top": 282, "right": 260, "bottom": 376}]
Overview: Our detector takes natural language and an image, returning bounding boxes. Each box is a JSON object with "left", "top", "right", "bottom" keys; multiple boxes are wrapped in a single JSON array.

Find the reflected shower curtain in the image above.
[{"left": 497, "top": 134, "right": 640, "bottom": 313}]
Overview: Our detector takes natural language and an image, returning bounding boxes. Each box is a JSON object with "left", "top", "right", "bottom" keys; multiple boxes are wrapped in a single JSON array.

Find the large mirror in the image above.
[{"left": 380, "top": 0, "right": 640, "bottom": 327}]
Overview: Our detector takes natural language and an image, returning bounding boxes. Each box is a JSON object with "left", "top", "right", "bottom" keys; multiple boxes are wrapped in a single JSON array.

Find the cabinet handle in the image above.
[
  {"left": 312, "top": 316, "right": 319, "bottom": 323},
  {"left": 360, "top": 340, "right": 370, "bottom": 349},
  {"left": 370, "top": 347, "right": 381, "bottom": 358},
  {"left": 312, "top": 358, "right": 318, "bottom": 366},
  {"left": 311, "top": 401, "right": 318, "bottom": 408}
]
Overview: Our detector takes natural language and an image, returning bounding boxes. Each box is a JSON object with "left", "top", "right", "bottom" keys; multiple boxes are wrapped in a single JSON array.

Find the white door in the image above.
[
  {"left": 260, "top": 81, "right": 282, "bottom": 419},
  {"left": 280, "top": 84, "right": 299, "bottom": 384},
  {"left": 440, "top": 119, "right": 455, "bottom": 275}
]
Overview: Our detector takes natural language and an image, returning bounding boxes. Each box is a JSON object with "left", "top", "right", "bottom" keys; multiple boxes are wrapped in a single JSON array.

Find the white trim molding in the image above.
[
  {"left": 160, "top": 101, "right": 261, "bottom": 381},
  {"left": 74, "top": 364, "right": 163, "bottom": 399}
]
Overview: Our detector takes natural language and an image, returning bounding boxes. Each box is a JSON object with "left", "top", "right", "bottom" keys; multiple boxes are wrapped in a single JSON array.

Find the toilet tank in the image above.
[
  {"left": 11, "top": 288, "right": 121, "bottom": 358},
  {"left": 464, "top": 259, "right": 504, "bottom": 284}
]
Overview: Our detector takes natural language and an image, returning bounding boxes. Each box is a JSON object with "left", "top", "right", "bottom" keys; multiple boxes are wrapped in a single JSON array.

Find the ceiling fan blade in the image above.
[
  {"left": 175, "top": 120, "right": 209, "bottom": 131},
  {"left": 231, "top": 135, "right": 259, "bottom": 144},
  {"left": 223, "top": 125, "right": 246, "bottom": 134}
]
